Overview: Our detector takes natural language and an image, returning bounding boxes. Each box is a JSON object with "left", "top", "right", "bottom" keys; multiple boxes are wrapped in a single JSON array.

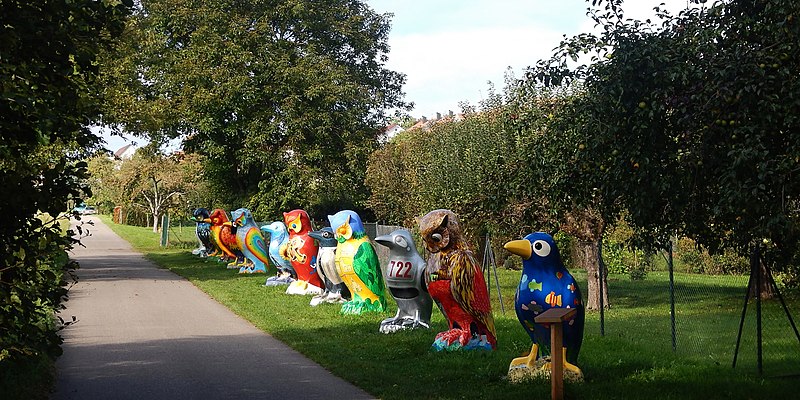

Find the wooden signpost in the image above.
[{"left": 535, "top": 307, "right": 577, "bottom": 400}]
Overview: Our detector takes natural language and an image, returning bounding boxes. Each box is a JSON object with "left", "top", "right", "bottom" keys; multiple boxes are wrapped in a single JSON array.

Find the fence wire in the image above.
[{"left": 598, "top": 244, "right": 800, "bottom": 377}]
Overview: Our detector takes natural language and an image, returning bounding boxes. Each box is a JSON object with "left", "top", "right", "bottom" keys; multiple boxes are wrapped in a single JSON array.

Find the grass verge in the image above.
[{"left": 101, "top": 215, "right": 799, "bottom": 399}]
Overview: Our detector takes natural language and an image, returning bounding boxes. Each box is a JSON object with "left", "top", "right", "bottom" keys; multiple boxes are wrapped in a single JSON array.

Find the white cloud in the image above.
[
  {"left": 387, "top": 26, "right": 565, "bottom": 116},
  {"left": 372, "top": 0, "right": 701, "bottom": 118}
]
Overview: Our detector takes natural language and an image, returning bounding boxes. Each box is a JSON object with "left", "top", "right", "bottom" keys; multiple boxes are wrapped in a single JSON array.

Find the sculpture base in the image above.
[
  {"left": 310, "top": 291, "right": 348, "bottom": 306},
  {"left": 264, "top": 273, "right": 295, "bottom": 287},
  {"left": 238, "top": 265, "right": 266, "bottom": 274},
  {"left": 431, "top": 329, "right": 493, "bottom": 351},
  {"left": 285, "top": 280, "right": 324, "bottom": 295},
  {"left": 507, "top": 357, "right": 584, "bottom": 384},
  {"left": 379, "top": 315, "right": 430, "bottom": 334}
]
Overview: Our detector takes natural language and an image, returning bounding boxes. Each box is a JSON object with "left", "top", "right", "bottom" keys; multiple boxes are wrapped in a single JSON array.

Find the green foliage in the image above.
[
  {"left": 99, "top": 0, "right": 409, "bottom": 220},
  {"left": 523, "top": 0, "right": 800, "bottom": 262},
  {"left": 0, "top": 0, "right": 131, "bottom": 392},
  {"left": 87, "top": 151, "right": 210, "bottom": 230},
  {"left": 366, "top": 91, "right": 549, "bottom": 249},
  {"left": 677, "top": 237, "right": 749, "bottom": 275}
]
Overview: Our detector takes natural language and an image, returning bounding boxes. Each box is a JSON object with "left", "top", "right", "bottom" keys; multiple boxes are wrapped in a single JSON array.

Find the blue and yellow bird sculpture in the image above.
[
  {"left": 231, "top": 208, "right": 270, "bottom": 274},
  {"left": 328, "top": 210, "right": 386, "bottom": 315},
  {"left": 260, "top": 221, "right": 296, "bottom": 286},
  {"left": 504, "top": 232, "right": 585, "bottom": 379}
]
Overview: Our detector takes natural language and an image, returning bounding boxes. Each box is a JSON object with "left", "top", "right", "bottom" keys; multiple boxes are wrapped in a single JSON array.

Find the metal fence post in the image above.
[
  {"left": 160, "top": 213, "right": 169, "bottom": 247},
  {"left": 598, "top": 239, "right": 605, "bottom": 336},
  {"left": 668, "top": 241, "right": 676, "bottom": 352}
]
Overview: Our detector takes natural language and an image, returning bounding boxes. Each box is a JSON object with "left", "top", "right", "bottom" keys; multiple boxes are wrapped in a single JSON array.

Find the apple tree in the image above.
[{"left": 521, "top": 0, "right": 800, "bottom": 295}]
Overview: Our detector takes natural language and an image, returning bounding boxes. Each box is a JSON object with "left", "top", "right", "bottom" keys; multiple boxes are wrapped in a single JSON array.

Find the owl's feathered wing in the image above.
[
  {"left": 354, "top": 241, "right": 386, "bottom": 303},
  {"left": 450, "top": 251, "right": 496, "bottom": 338},
  {"left": 215, "top": 225, "right": 238, "bottom": 259},
  {"left": 208, "top": 225, "right": 222, "bottom": 254}
]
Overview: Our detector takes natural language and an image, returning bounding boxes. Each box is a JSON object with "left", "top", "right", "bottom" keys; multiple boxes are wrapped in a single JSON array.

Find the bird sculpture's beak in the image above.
[
  {"left": 504, "top": 239, "right": 532, "bottom": 260},
  {"left": 374, "top": 234, "right": 390, "bottom": 246}
]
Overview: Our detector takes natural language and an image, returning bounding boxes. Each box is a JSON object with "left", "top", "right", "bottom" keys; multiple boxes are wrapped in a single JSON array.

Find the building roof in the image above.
[{"left": 114, "top": 144, "right": 135, "bottom": 160}]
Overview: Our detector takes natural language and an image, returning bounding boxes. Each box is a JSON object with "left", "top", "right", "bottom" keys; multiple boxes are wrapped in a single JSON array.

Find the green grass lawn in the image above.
[{"left": 99, "top": 215, "right": 800, "bottom": 399}]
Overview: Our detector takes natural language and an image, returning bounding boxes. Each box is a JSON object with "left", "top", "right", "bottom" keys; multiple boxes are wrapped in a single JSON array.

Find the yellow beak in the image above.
[{"left": 504, "top": 239, "right": 532, "bottom": 260}]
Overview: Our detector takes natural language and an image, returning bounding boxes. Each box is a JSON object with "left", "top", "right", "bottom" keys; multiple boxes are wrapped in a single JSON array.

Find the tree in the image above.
[
  {"left": 100, "top": 151, "right": 205, "bottom": 232},
  {"left": 86, "top": 153, "right": 122, "bottom": 213},
  {"left": 523, "top": 0, "right": 800, "bottom": 297},
  {"left": 0, "top": 0, "right": 131, "bottom": 366},
  {"left": 503, "top": 79, "right": 612, "bottom": 309},
  {"left": 99, "top": 0, "right": 409, "bottom": 219}
]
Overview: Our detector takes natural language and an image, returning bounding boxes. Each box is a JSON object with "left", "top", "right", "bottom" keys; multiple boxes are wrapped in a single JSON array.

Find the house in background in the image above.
[
  {"left": 113, "top": 144, "right": 136, "bottom": 160},
  {"left": 383, "top": 123, "right": 405, "bottom": 141},
  {"left": 406, "top": 110, "right": 464, "bottom": 132}
]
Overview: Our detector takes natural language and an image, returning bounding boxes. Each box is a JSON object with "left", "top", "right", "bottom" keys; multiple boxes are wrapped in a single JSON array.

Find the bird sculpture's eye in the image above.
[
  {"left": 395, "top": 236, "right": 408, "bottom": 249},
  {"left": 532, "top": 240, "right": 551, "bottom": 257},
  {"left": 431, "top": 233, "right": 443, "bottom": 243}
]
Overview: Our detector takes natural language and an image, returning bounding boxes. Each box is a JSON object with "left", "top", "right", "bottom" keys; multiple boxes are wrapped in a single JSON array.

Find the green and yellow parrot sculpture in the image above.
[{"left": 328, "top": 210, "right": 386, "bottom": 315}]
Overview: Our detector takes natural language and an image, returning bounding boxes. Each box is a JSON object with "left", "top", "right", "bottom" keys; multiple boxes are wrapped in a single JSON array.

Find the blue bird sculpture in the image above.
[
  {"left": 504, "top": 232, "right": 584, "bottom": 377},
  {"left": 261, "top": 221, "right": 296, "bottom": 286}
]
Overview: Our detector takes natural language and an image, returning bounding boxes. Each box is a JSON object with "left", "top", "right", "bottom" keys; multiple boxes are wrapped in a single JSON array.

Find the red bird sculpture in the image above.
[
  {"left": 418, "top": 209, "right": 496, "bottom": 351},
  {"left": 283, "top": 209, "right": 323, "bottom": 295}
]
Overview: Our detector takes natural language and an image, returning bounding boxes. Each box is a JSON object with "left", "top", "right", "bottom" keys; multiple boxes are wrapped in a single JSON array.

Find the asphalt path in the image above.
[{"left": 53, "top": 216, "right": 373, "bottom": 400}]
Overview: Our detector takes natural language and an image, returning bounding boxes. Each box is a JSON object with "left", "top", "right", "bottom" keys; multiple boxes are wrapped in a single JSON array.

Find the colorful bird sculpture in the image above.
[
  {"left": 260, "top": 221, "right": 296, "bottom": 286},
  {"left": 375, "top": 229, "right": 433, "bottom": 334},
  {"left": 205, "top": 209, "right": 245, "bottom": 268},
  {"left": 192, "top": 208, "right": 212, "bottom": 258},
  {"left": 308, "top": 227, "right": 350, "bottom": 306},
  {"left": 283, "top": 209, "right": 323, "bottom": 295},
  {"left": 328, "top": 210, "right": 387, "bottom": 315},
  {"left": 418, "top": 209, "right": 496, "bottom": 351},
  {"left": 504, "top": 232, "right": 585, "bottom": 377},
  {"left": 231, "top": 208, "right": 270, "bottom": 274},
  {"left": 205, "top": 209, "right": 234, "bottom": 261}
]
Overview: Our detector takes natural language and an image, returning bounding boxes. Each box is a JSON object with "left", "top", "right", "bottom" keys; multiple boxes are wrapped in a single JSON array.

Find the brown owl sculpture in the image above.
[{"left": 418, "top": 209, "right": 496, "bottom": 351}]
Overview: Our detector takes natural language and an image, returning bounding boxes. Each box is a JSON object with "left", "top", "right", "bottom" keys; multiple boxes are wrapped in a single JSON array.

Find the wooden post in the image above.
[{"left": 535, "top": 308, "right": 577, "bottom": 400}]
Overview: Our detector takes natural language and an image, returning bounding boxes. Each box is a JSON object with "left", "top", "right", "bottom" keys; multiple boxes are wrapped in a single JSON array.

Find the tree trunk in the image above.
[
  {"left": 152, "top": 213, "right": 159, "bottom": 233},
  {"left": 577, "top": 240, "right": 609, "bottom": 310},
  {"left": 749, "top": 256, "right": 777, "bottom": 300}
]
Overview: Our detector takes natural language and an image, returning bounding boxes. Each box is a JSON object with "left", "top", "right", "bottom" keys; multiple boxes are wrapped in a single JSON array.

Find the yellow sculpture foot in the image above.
[
  {"left": 509, "top": 344, "right": 539, "bottom": 370},
  {"left": 507, "top": 346, "right": 584, "bottom": 383}
]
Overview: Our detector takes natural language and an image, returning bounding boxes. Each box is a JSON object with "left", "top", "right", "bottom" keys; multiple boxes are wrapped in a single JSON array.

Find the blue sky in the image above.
[{"left": 101, "top": 0, "right": 690, "bottom": 152}]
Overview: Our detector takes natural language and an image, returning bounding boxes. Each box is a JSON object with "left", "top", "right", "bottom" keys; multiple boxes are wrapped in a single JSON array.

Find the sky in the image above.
[
  {"left": 101, "top": 0, "right": 694, "bottom": 152},
  {"left": 367, "top": 0, "right": 696, "bottom": 119}
]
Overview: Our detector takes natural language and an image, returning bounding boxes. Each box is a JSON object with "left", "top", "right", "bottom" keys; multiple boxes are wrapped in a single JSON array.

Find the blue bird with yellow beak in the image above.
[{"left": 504, "top": 232, "right": 584, "bottom": 377}]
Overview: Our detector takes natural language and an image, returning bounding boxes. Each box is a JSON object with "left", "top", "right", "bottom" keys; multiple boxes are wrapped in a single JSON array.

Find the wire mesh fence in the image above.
[{"left": 596, "top": 243, "right": 800, "bottom": 377}]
